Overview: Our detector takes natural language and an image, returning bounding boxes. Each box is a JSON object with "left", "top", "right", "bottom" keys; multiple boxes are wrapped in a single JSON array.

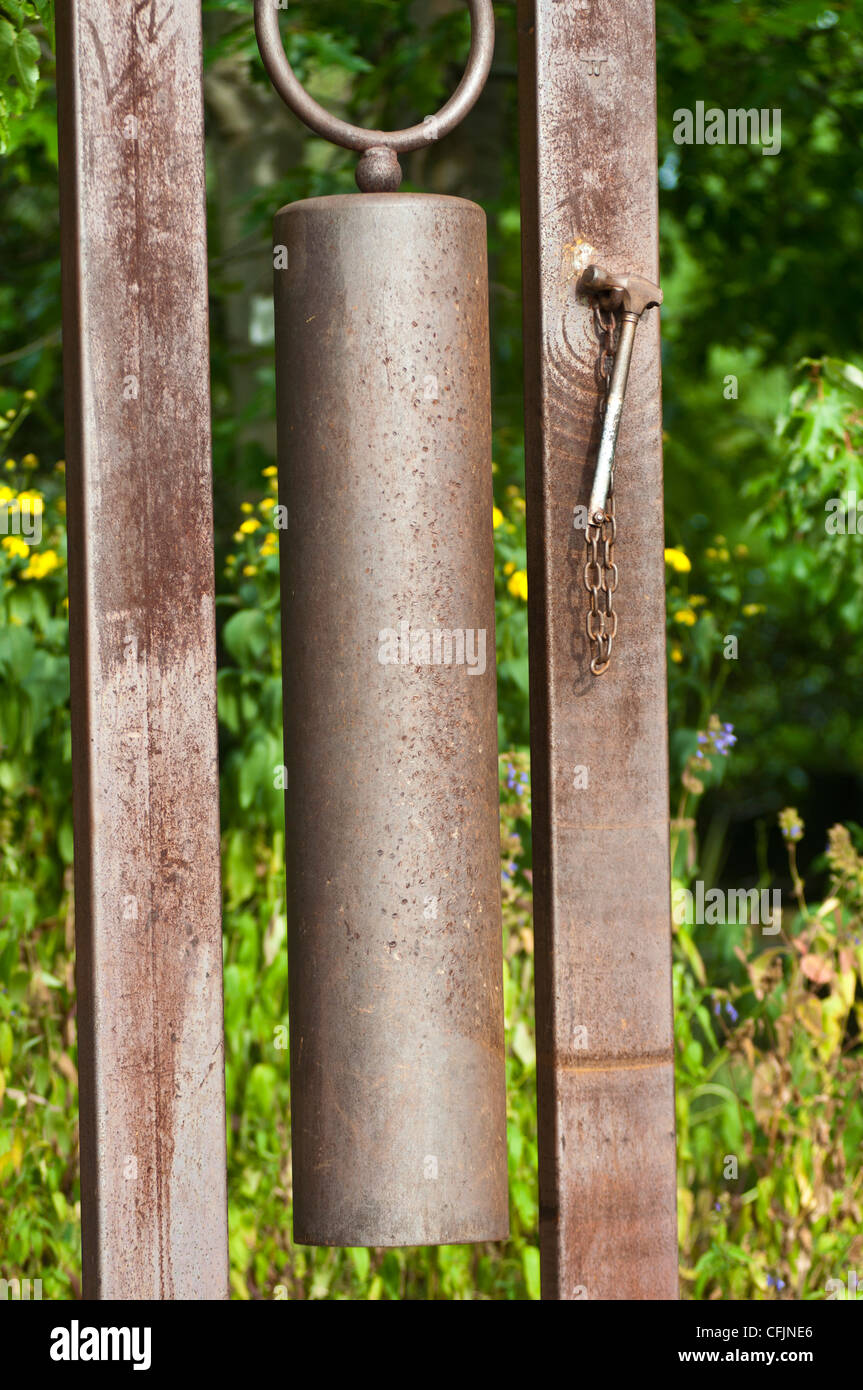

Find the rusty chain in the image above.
[{"left": 584, "top": 297, "right": 620, "bottom": 675}]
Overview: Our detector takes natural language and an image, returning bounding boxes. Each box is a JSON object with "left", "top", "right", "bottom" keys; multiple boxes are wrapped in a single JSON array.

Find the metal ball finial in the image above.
[{"left": 356, "top": 146, "right": 403, "bottom": 193}]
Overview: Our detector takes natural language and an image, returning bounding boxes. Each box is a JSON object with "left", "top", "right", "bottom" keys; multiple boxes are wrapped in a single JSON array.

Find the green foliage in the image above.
[
  {"left": 0, "top": 2, "right": 52, "bottom": 154},
  {"left": 2, "top": 1, "right": 863, "bottom": 1301},
  {"left": 0, "top": 388, "right": 75, "bottom": 1296},
  {"left": 674, "top": 806, "right": 863, "bottom": 1300}
]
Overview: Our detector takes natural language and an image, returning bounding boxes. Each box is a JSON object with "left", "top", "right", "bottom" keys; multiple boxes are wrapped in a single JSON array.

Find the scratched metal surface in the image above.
[
  {"left": 517, "top": 0, "right": 678, "bottom": 1298},
  {"left": 56, "top": 0, "right": 229, "bottom": 1298},
  {"left": 274, "top": 194, "right": 509, "bottom": 1247}
]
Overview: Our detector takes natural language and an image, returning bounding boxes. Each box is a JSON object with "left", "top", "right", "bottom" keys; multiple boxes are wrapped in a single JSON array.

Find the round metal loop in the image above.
[
  {"left": 584, "top": 562, "right": 602, "bottom": 593},
  {"left": 254, "top": 0, "right": 495, "bottom": 153}
]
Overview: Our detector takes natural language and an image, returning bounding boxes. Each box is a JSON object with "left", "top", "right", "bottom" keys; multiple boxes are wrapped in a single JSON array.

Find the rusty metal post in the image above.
[
  {"left": 517, "top": 0, "right": 678, "bottom": 1297},
  {"left": 259, "top": 1, "right": 508, "bottom": 1247},
  {"left": 56, "top": 0, "right": 229, "bottom": 1298}
]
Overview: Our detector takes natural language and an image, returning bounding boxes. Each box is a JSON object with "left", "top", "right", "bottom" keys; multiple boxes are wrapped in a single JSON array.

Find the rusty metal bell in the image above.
[
  {"left": 273, "top": 191, "right": 508, "bottom": 1247},
  {"left": 257, "top": 0, "right": 508, "bottom": 1247}
]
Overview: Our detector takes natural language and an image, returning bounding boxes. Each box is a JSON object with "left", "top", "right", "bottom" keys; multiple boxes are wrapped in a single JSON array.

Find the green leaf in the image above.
[
  {"left": 222, "top": 608, "right": 271, "bottom": 666},
  {"left": 0, "top": 22, "right": 41, "bottom": 105}
]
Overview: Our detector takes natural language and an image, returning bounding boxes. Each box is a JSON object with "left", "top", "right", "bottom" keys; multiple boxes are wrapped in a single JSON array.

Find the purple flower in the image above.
[
  {"left": 698, "top": 721, "right": 737, "bottom": 758},
  {"left": 714, "top": 1201, "right": 721, "bottom": 1212},
  {"left": 725, "top": 1002, "right": 739, "bottom": 1023}
]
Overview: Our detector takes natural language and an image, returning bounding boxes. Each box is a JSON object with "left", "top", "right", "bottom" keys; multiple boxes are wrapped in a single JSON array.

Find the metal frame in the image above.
[
  {"left": 517, "top": 0, "right": 678, "bottom": 1299},
  {"left": 56, "top": 0, "right": 229, "bottom": 1299},
  {"left": 50, "top": 0, "right": 678, "bottom": 1299}
]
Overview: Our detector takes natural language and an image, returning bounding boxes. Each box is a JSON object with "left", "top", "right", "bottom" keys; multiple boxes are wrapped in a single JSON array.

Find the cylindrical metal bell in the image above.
[{"left": 274, "top": 192, "right": 508, "bottom": 1247}]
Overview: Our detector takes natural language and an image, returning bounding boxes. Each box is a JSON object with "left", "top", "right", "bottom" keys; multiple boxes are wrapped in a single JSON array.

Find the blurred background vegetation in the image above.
[{"left": 0, "top": 0, "right": 861, "bottom": 1299}]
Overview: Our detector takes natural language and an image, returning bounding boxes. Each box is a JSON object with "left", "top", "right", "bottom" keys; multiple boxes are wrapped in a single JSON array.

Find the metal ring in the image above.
[{"left": 254, "top": 0, "right": 495, "bottom": 153}]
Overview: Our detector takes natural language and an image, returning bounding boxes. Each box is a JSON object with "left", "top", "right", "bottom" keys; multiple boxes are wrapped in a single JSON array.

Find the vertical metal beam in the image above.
[
  {"left": 56, "top": 0, "right": 229, "bottom": 1299},
  {"left": 517, "top": 0, "right": 678, "bottom": 1299}
]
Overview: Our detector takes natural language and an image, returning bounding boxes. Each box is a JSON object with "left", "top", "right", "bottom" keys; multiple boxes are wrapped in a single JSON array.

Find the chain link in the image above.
[{"left": 583, "top": 298, "right": 620, "bottom": 675}]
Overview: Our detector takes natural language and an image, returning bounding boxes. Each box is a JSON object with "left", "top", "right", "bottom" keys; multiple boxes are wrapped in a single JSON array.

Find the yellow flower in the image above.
[
  {"left": 674, "top": 608, "right": 697, "bottom": 626},
  {"left": 259, "top": 498, "right": 273, "bottom": 513},
  {"left": 734, "top": 544, "right": 748, "bottom": 558},
  {"left": 512, "top": 497, "right": 526, "bottom": 513},
  {"left": 0, "top": 485, "right": 15, "bottom": 502},
  {"left": 226, "top": 554, "right": 236, "bottom": 566},
  {"left": 57, "top": 498, "right": 66, "bottom": 515},
  {"left": 241, "top": 502, "right": 254, "bottom": 514},
  {"left": 16, "top": 490, "right": 44, "bottom": 515},
  {"left": 670, "top": 645, "right": 683, "bottom": 664},
  {"left": 505, "top": 485, "right": 520, "bottom": 499},
  {"left": 492, "top": 506, "right": 504, "bottom": 529},
  {"left": 689, "top": 594, "right": 708, "bottom": 607},
  {"left": 23, "top": 389, "right": 37, "bottom": 401},
  {"left": 716, "top": 548, "right": 730, "bottom": 562},
  {"left": 21, "top": 453, "right": 37, "bottom": 469},
  {"left": 705, "top": 547, "right": 718, "bottom": 560},
  {"left": 262, "top": 466, "right": 277, "bottom": 478},
  {"left": 242, "top": 564, "right": 258, "bottom": 577},
  {"left": 507, "top": 569, "right": 528, "bottom": 601},
  {"left": 21, "top": 549, "right": 61, "bottom": 580},
  {"left": 742, "top": 603, "right": 765, "bottom": 617},
  {"left": 4, "top": 409, "right": 15, "bottom": 420},
  {"left": 4, "top": 459, "right": 15, "bottom": 471},
  {"left": 664, "top": 547, "right": 691, "bottom": 574},
  {"left": 503, "top": 561, "right": 516, "bottom": 576},
  {"left": 239, "top": 518, "right": 260, "bottom": 535},
  {"left": 1, "top": 536, "right": 29, "bottom": 559},
  {"left": 55, "top": 460, "right": 66, "bottom": 473}
]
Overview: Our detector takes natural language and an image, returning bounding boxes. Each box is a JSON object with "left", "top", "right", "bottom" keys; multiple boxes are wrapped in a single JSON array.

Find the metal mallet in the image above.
[{"left": 581, "top": 264, "right": 663, "bottom": 524}]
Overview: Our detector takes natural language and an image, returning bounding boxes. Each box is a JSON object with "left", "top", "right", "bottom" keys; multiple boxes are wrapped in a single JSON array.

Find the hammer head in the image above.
[{"left": 581, "top": 264, "right": 662, "bottom": 317}]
